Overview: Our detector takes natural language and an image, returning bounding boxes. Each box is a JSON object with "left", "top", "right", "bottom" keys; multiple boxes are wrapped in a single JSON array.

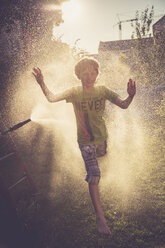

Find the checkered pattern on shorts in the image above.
[{"left": 79, "top": 141, "right": 107, "bottom": 184}]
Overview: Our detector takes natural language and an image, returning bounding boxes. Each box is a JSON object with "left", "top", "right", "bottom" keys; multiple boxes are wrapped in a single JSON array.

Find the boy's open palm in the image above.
[
  {"left": 127, "top": 79, "right": 136, "bottom": 97},
  {"left": 32, "top": 67, "right": 44, "bottom": 85}
]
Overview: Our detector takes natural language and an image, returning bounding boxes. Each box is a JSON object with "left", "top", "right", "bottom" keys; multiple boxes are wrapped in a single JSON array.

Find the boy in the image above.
[{"left": 32, "top": 58, "right": 136, "bottom": 235}]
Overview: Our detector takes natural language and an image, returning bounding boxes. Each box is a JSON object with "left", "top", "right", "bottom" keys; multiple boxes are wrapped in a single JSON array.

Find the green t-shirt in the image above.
[{"left": 63, "top": 85, "right": 119, "bottom": 144}]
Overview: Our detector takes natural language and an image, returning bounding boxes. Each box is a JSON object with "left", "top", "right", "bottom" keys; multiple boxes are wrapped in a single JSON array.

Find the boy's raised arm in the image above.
[
  {"left": 114, "top": 79, "right": 136, "bottom": 109},
  {"left": 32, "top": 67, "right": 66, "bottom": 102}
]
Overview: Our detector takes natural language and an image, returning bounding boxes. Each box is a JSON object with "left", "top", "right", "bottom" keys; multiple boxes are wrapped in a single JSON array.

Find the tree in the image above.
[
  {"left": 0, "top": 0, "right": 71, "bottom": 102},
  {"left": 131, "top": 6, "right": 154, "bottom": 39},
  {"left": 0, "top": 0, "right": 68, "bottom": 67},
  {"left": 71, "top": 39, "right": 89, "bottom": 60}
]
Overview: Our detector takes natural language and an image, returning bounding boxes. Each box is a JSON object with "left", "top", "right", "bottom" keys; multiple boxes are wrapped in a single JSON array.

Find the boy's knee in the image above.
[
  {"left": 85, "top": 175, "right": 100, "bottom": 185},
  {"left": 96, "top": 149, "right": 107, "bottom": 157},
  {"left": 96, "top": 141, "right": 107, "bottom": 157}
]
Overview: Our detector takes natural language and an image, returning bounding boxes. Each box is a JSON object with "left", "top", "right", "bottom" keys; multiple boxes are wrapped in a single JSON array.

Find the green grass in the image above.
[
  {"left": 15, "top": 151, "right": 164, "bottom": 248},
  {"left": 2, "top": 118, "right": 165, "bottom": 248}
]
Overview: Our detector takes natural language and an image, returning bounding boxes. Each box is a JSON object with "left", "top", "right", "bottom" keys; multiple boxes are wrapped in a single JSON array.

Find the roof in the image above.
[
  {"left": 98, "top": 38, "right": 154, "bottom": 51},
  {"left": 153, "top": 15, "right": 165, "bottom": 28},
  {"left": 153, "top": 15, "right": 165, "bottom": 33}
]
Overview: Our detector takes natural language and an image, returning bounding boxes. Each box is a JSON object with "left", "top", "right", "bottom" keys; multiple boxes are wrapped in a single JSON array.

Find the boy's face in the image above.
[{"left": 80, "top": 65, "right": 98, "bottom": 89}]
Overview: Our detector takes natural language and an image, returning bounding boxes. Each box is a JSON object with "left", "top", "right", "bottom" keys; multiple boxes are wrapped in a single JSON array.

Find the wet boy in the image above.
[{"left": 32, "top": 58, "right": 136, "bottom": 235}]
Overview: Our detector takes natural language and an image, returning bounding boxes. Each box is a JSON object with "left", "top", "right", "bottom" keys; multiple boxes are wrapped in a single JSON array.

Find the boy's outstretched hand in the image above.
[
  {"left": 32, "top": 67, "right": 44, "bottom": 85},
  {"left": 127, "top": 79, "right": 136, "bottom": 97}
]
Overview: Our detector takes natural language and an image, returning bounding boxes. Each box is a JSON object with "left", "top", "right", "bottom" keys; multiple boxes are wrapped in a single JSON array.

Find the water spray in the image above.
[{"left": 1, "top": 119, "right": 31, "bottom": 135}]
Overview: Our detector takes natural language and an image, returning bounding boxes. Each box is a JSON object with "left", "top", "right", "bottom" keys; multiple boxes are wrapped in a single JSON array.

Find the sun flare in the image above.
[{"left": 61, "top": 0, "right": 82, "bottom": 22}]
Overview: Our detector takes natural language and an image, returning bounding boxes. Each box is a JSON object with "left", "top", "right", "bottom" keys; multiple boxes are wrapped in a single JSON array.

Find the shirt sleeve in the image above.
[
  {"left": 61, "top": 87, "right": 75, "bottom": 103},
  {"left": 104, "top": 86, "right": 119, "bottom": 103}
]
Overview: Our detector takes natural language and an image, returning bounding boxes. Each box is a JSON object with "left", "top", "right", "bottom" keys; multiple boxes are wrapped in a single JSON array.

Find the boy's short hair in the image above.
[{"left": 75, "top": 57, "right": 100, "bottom": 80}]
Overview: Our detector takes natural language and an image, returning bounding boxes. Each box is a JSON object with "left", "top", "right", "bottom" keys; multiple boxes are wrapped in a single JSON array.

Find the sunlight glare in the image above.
[{"left": 62, "top": 0, "right": 82, "bottom": 22}]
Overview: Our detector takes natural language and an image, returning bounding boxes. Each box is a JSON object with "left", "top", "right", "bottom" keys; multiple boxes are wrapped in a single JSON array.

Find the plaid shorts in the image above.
[{"left": 79, "top": 141, "right": 107, "bottom": 184}]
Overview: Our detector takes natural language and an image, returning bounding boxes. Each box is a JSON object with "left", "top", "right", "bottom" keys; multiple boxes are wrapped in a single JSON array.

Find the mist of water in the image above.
[{"left": 5, "top": 50, "right": 151, "bottom": 210}]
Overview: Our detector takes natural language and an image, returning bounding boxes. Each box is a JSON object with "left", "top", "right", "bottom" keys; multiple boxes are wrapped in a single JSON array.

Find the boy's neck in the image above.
[{"left": 83, "top": 85, "right": 95, "bottom": 93}]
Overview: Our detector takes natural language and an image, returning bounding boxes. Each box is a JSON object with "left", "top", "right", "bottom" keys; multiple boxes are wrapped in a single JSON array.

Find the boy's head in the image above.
[{"left": 75, "top": 57, "right": 99, "bottom": 80}]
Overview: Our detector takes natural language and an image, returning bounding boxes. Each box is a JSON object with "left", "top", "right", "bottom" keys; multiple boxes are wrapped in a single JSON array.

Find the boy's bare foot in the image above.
[{"left": 96, "top": 215, "right": 111, "bottom": 235}]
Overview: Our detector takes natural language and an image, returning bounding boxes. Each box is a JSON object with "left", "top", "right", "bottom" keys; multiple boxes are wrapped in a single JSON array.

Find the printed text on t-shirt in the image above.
[{"left": 75, "top": 98, "right": 104, "bottom": 112}]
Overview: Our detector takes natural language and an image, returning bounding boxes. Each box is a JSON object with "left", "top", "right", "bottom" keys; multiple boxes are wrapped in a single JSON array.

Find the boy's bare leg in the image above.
[{"left": 88, "top": 183, "right": 111, "bottom": 235}]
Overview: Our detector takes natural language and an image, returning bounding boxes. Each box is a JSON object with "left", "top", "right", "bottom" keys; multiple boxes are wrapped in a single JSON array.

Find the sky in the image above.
[{"left": 53, "top": 0, "right": 165, "bottom": 53}]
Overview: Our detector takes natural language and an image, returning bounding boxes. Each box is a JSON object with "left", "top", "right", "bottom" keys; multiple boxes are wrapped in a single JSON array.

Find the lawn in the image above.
[
  {"left": 7, "top": 106, "right": 164, "bottom": 248},
  {"left": 1, "top": 92, "right": 164, "bottom": 248}
]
